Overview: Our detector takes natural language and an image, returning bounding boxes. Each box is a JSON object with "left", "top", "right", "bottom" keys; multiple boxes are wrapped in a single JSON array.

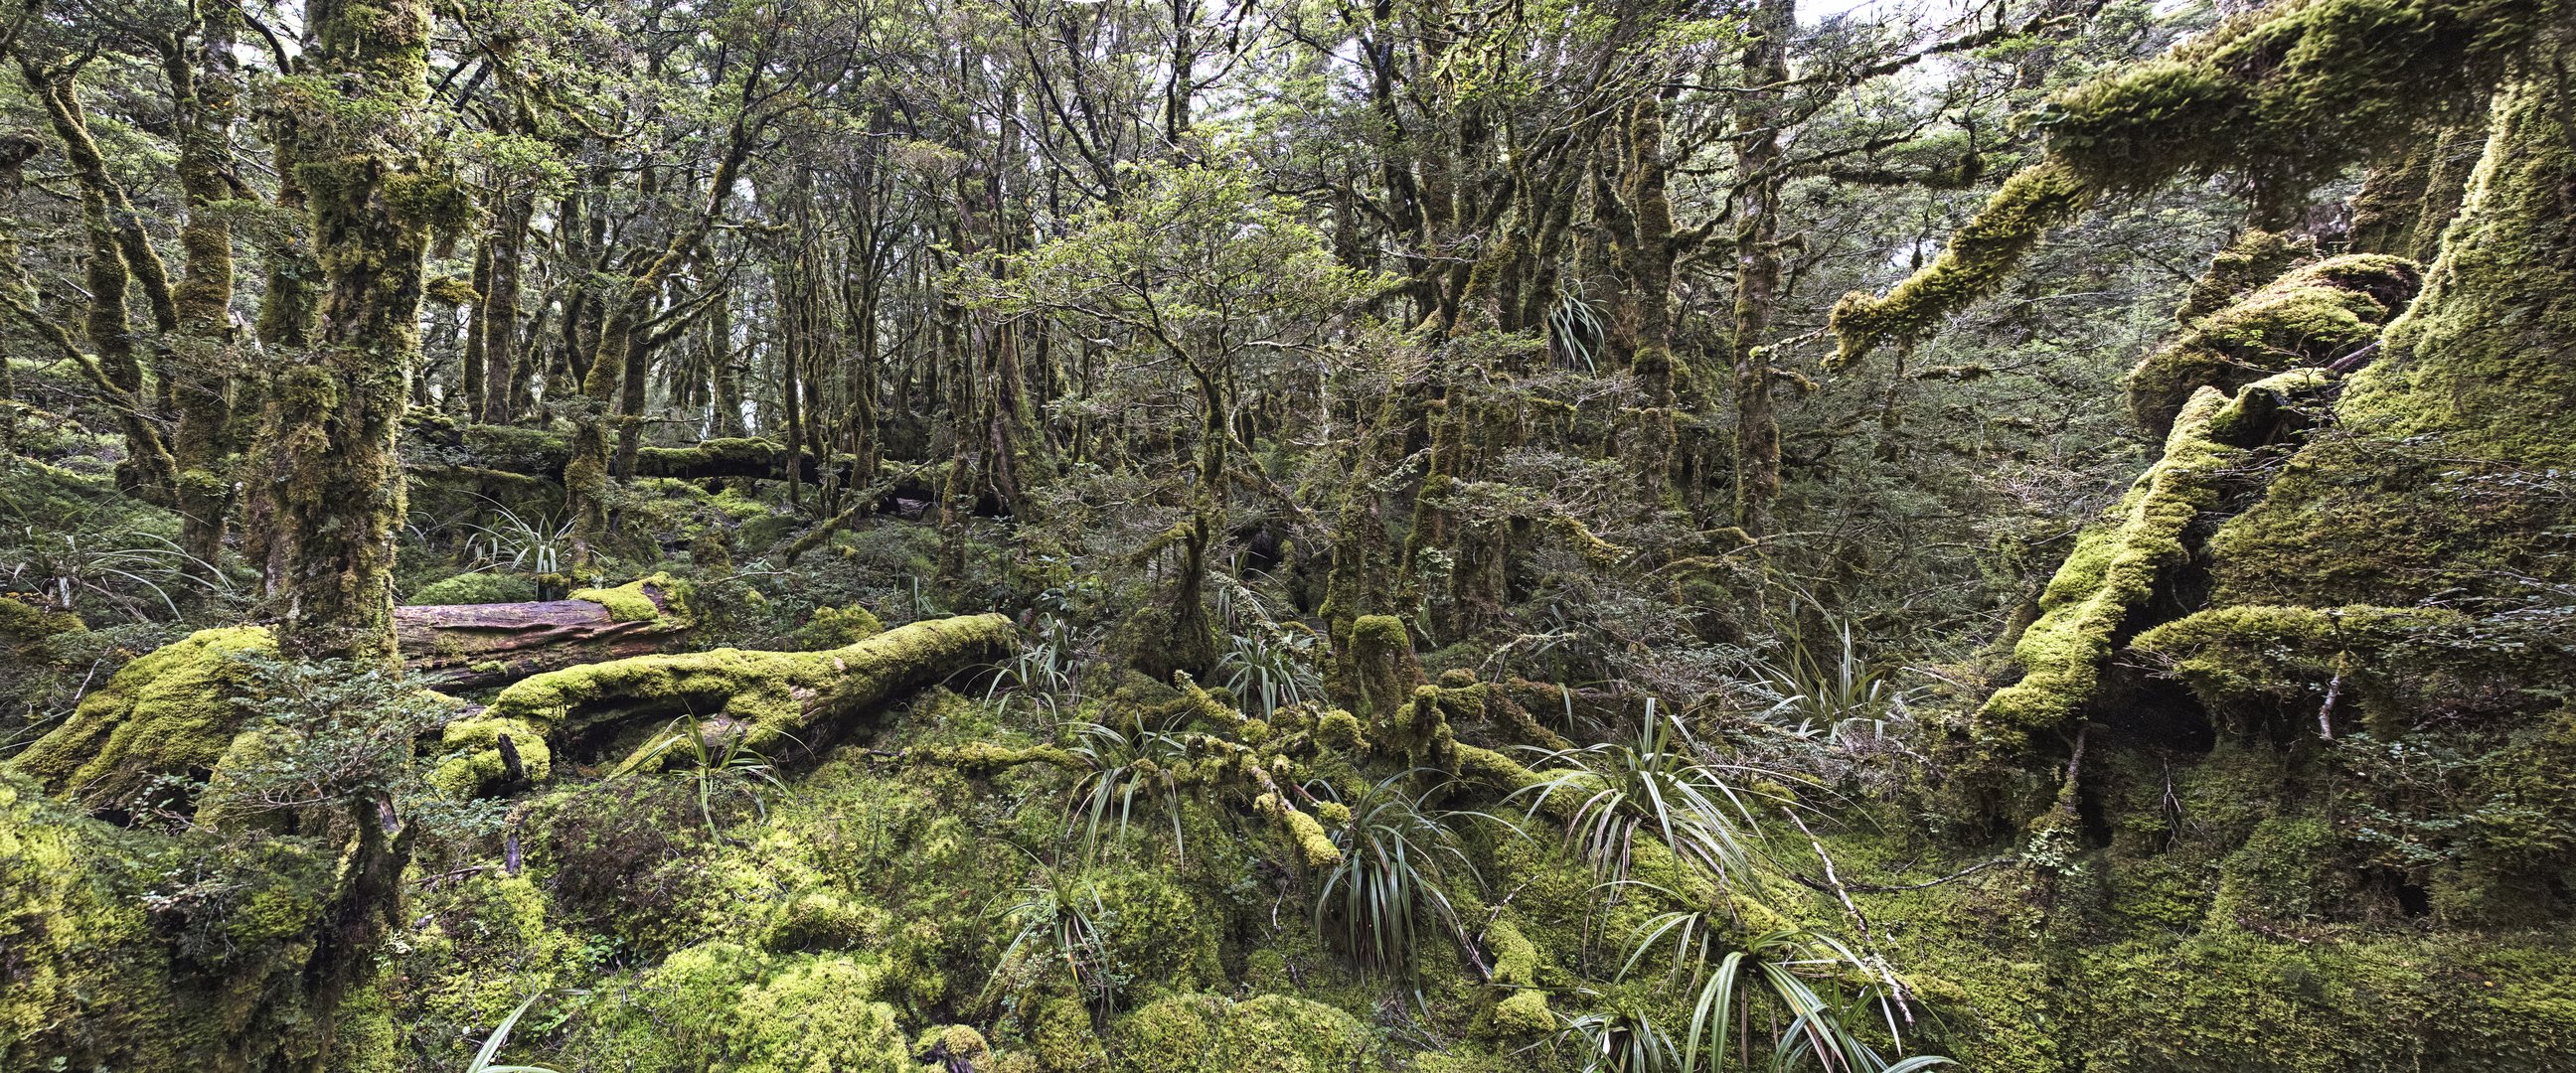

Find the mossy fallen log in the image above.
[
  {"left": 402, "top": 415, "right": 870, "bottom": 487},
  {"left": 434, "top": 613, "right": 1015, "bottom": 792},
  {"left": 9, "top": 576, "right": 697, "bottom": 815}
]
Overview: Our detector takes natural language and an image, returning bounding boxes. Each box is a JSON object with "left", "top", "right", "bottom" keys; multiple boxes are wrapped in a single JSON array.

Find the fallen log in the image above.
[
  {"left": 10, "top": 576, "right": 699, "bottom": 816},
  {"left": 397, "top": 574, "right": 693, "bottom": 690},
  {"left": 402, "top": 416, "right": 868, "bottom": 486},
  {"left": 429, "top": 612, "right": 1015, "bottom": 793}
]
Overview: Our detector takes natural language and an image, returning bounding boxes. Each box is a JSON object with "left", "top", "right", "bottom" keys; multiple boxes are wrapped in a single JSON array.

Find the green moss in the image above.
[
  {"left": 571, "top": 942, "right": 913, "bottom": 1073},
  {"left": 2210, "top": 72, "right": 2576, "bottom": 610},
  {"left": 403, "top": 571, "right": 539, "bottom": 606},
  {"left": 1829, "top": 159, "right": 2097, "bottom": 365},
  {"left": 1347, "top": 614, "right": 1423, "bottom": 724},
  {"left": 481, "top": 612, "right": 1013, "bottom": 773},
  {"left": 1111, "top": 994, "right": 1379, "bottom": 1073},
  {"left": 568, "top": 571, "right": 691, "bottom": 623},
  {"left": 792, "top": 604, "right": 886, "bottom": 650},
  {"left": 9, "top": 626, "right": 276, "bottom": 812},
  {"left": 2037, "top": 0, "right": 2544, "bottom": 216},
  {"left": 2128, "top": 254, "right": 2422, "bottom": 436},
  {"left": 2175, "top": 230, "right": 2316, "bottom": 324},
  {"left": 1974, "top": 388, "right": 2242, "bottom": 750}
]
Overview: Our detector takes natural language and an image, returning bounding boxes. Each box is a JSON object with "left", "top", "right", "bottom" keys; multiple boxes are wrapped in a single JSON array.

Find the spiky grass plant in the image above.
[
  {"left": 994, "top": 866, "right": 1122, "bottom": 1017},
  {"left": 3, "top": 527, "right": 234, "bottom": 620},
  {"left": 626, "top": 716, "right": 793, "bottom": 837},
  {"left": 462, "top": 993, "right": 561, "bottom": 1073},
  {"left": 1513, "top": 700, "right": 1779, "bottom": 890},
  {"left": 1063, "top": 716, "right": 1192, "bottom": 862},
  {"left": 1594, "top": 917, "right": 1948, "bottom": 1073},
  {"left": 1216, "top": 627, "right": 1323, "bottom": 720},
  {"left": 1313, "top": 772, "right": 1486, "bottom": 980}
]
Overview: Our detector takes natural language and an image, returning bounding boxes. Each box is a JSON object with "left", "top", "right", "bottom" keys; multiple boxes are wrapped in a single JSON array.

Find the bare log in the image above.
[{"left": 395, "top": 574, "right": 692, "bottom": 690}]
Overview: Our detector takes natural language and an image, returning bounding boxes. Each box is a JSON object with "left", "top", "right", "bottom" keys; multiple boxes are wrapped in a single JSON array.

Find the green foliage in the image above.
[
  {"left": 1312, "top": 772, "right": 1481, "bottom": 980},
  {"left": 996, "top": 865, "right": 1124, "bottom": 1016},
  {"left": 1218, "top": 628, "right": 1324, "bottom": 722},
  {"left": 1515, "top": 703, "right": 1777, "bottom": 889},
  {"left": 462, "top": 993, "right": 560, "bottom": 1073},
  {"left": 626, "top": 715, "right": 794, "bottom": 836},
  {"left": 1063, "top": 715, "right": 1192, "bottom": 863}
]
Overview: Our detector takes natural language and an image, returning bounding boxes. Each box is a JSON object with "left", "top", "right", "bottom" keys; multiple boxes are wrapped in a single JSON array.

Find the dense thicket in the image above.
[{"left": 1, "top": 0, "right": 2571, "bottom": 1068}]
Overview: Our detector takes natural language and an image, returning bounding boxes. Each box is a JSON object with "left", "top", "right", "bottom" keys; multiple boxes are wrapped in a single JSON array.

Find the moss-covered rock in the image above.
[
  {"left": 10, "top": 625, "right": 275, "bottom": 813},
  {"left": 1110, "top": 994, "right": 1379, "bottom": 1073}
]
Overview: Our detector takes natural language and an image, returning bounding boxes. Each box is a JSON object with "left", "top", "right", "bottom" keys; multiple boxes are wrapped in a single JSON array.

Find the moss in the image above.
[
  {"left": 1255, "top": 791, "right": 1344, "bottom": 868},
  {"left": 9, "top": 625, "right": 276, "bottom": 812},
  {"left": 2175, "top": 230, "right": 2316, "bottom": 324},
  {"left": 2131, "top": 604, "right": 2568, "bottom": 731},
  {"left": 2036, "top": 0, "right": 2543, "bottom": 216},
  {"left": 2209, "top": 72, "right": 2576, "bottom": 610},
  {"left": 1347, "top": 614, "right": 1424, "bottom": 725},
  {"left": 571, "top": 942, "right": 913, "bottom": 1073},
  {"left": 1481, "top": 919, "right": 1552, "bottom": 1036},
  {"left": 480, "top": 612, "right": 1012, "bottom": 774},
  {"left": 1974, "top": 388, "right": 2242, "bottom": 750},
  {"left": 567, "top": 570, "right": 690, "bottom": 624},
  {"left": 426, "top": 714, "right": 552, "bottom": 795},
  {"left": 792, "top": 603, "right": 886, "bottom": 649},
  {"left": 1828, "top": 159, "right": 2096, "bottom": 365},
  {"left": 1094, "top": 869, "right": 1223, "bottom": 1000},
  {"left": 2128, "top": 254, "right": 2423, "bottom": 436},
  {"left": 402, "top": 570, "right": 539, "bottom": 606},
  {"left": 1111, "top": 994, "right": 1379, "bottom": 1073}
]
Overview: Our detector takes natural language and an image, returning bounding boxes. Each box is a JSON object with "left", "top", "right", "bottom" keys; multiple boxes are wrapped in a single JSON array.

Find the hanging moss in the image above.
[
  {"left": 2128, "top": 254, "right": 2422, "bottom": 436},
  {"left": 9, "top": 626, "right": 276, "bottom": 813},
  {"left": 1828, "top": 159, "right": 2096, "bottom": 366}
]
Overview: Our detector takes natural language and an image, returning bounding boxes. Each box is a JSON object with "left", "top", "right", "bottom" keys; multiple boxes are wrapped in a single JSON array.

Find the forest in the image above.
[{"left": 0, "top": 0, "right": 2571, "bottom": 1066}]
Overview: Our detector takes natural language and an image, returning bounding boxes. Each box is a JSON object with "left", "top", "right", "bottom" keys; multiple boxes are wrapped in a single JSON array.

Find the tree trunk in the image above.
[
  {"left": 1729, "top": 0, "right": 1791, "bottom": 538},
  {"left": 255, "top": 0, "right": 439, "bottom": 666}
]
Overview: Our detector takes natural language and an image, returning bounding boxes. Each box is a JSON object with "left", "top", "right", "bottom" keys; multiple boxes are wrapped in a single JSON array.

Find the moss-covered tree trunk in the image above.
[
  {"left": 256, "top": 0, "right": 443, "bottom": 662},
  {"left": 163, "top": 10, "right": 246, "bottom": 562},
  {"left": 1728, "top": 0, "right": 1791, "bottom": 537}
]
